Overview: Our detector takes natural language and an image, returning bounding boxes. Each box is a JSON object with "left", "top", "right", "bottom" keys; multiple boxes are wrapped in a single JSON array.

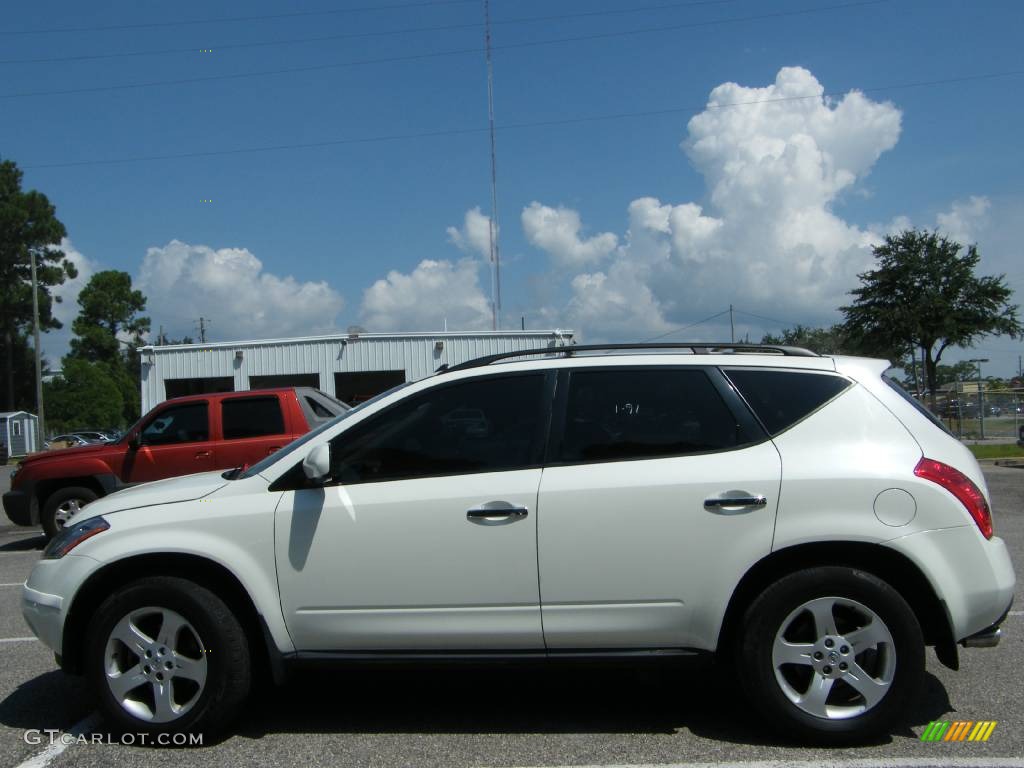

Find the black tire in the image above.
[
  {"left": 41, "top": 486, "right": 98, "bottom": 539},
  {"left": 86, "top": 576, "right": 251, "bottom": 737},
  {"left": 737, "top": 566, "right": 924, "bottom": 744}
]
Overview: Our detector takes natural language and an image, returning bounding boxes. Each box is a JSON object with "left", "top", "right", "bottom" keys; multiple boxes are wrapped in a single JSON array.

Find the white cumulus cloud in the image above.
[
  {"left": 360, "top": 258, "right": 491, "bottom": 332},
  {"left": 937, "top": 196, "right": 990, "bottom": 245},
  {"left": 521, "top": 202, "right": 618, "bottom": 267},
  {"left": 446, "top": 207, "right": 494, "bottom": 259},
  {"left": 137, "top": 240, "right": 344, "bottom": 342},
  {"left": 529, "top": 66, "right": 905, "bottom": 338}
]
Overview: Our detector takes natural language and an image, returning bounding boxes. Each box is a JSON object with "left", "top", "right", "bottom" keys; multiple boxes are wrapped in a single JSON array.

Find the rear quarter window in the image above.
[{"left": 725, "top": 368, "right": 851, "bottom": 436}]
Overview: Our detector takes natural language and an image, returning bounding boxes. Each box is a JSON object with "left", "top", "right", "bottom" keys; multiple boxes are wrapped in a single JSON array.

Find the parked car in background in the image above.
[
  {"left": 20, "top": 344, "right": 1014, "bottom": 742},
  {"left": 4, "top": 387, "right": 348, "bottom": 538},
  {"left": 71, "top": 431, "right": 116, "bottom": 444},
  {"left": 44, "top": 435, "right": 98, "bottom": 450}
]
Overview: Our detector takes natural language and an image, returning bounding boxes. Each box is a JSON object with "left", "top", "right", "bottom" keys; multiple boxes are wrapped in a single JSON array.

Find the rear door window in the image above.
[
  {"left": 724, "top": 369, "right": 851, "bottom": 436},
  {"left": 222, "top": 396, "right": 286, "bottom": 439},
  {"left": 554, "top": 368, "right": 751, "bottom": 463}
]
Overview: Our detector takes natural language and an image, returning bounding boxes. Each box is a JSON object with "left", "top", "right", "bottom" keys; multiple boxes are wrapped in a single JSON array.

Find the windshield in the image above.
[{"left": 237, "top": 382, "right": 413, "bottom": 479}]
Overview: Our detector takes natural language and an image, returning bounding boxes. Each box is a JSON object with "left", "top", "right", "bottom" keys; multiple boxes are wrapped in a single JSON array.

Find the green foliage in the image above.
[
  {"left": 760, "top": 324, "right": 852, "bottom": 355},
  {"left": 44, "top": 359, "right": 123, "bottom": 434},
  {"left": 842, "top": 229, "right": 1022, "bottom": 407},
  {"left": 0, "top": 158, "right": 75, "bottom": 410},
  {"left": 66, "top": 270, "right": 150, "bottom": 425}
]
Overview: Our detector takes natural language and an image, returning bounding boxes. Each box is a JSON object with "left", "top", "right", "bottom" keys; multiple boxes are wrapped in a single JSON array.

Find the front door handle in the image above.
[
  {"left": 195, "top": 450, "right": 211, "bottom": 459},
  {"left": 466, "top": 501, "right": 529, "bottom": 522},
  {"left": 704, "top": 491, "right": 767, "bottom": 513}
]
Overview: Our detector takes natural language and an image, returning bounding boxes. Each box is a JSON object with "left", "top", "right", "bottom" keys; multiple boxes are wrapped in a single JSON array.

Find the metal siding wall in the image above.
[{"left": 143, "top": 332, "right": 570, "bottom": 409}]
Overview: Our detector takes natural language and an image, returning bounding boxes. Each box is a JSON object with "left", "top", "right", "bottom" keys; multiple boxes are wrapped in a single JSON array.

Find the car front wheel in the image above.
[
  {"left": 737, "top": 566, "right": 924, "bottom": 743},
  {"left": 41, "top": 486, "right": 98, "bottom": 539},
  {"left": 86, "top": 576, "right": 251, "bottom": 736}
]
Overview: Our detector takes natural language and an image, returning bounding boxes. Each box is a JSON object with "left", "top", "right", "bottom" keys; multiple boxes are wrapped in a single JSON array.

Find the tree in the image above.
[
  {"left": 67, "top": 270, "right": 151, "bottom": 424},
  {"left": 0, "top": 159, "right": 76, "bottom": 410},
  {"left": 760, "top": 324, "right": 852, "bottom": 355},
  {"left": 44, "top": 358, "right": 123, "bottom": 434},
  {"left": 842, "top": 229, "right": 1022, "bottom": 409}
]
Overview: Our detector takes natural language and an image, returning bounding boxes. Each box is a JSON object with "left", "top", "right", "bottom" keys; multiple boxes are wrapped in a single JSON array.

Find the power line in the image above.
[
  {"left": 0, "top": 0, "right": 743, "bottom": 66},
  {"left": 0, "top": 0, "right": 888, "bottom": 99},
  {"left": 21, "top": 68, "right": 1024, "bottom": 170},
  {"left": 732, "top": 309, "right": 802, "bottom": 328},
  {"left": 0, "top": 0, "right": 477, "bottom": 36},
  {"left": 641, "top": 309, "right": 732, "bottom": 343}
]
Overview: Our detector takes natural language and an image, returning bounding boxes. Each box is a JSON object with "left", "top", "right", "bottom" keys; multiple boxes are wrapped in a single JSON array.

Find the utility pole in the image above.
[
  {"left": 195, "top": 317, "right": 208, "bottom": 343},
  {"left": 29, "top": 249, "right": 45, "bottom": 447},
  {"left": 484, "top": 0, "right": 501, "bottom": 330},
  {"left": 729, "top": 304, "right": 735, "bottom": 343},
  {"left": 968, "top": 358, "right": 989, "bottom": 440}
]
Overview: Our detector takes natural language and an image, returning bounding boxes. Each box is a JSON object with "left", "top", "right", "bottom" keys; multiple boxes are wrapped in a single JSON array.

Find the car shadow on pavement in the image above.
[
  {"left": 233, "top": 657, "right": 955, "bottom": 746},
  {"left": 0, "top": 534, "right": 45, "bottom": 552},
  {"left": 0, "top": 669, "right": 93, "bottom": 733},
  {"left": 0, "top": 659, "right": 954, "bottom": 748}
]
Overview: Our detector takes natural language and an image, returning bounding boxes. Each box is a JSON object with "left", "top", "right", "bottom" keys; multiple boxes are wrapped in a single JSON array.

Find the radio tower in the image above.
[{"left": 484, "top": 0, "right": 501, "bottom": 330}]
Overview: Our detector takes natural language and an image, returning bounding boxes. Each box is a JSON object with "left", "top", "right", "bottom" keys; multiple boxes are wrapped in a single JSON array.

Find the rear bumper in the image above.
[
  {"left": 2, "top": 484, "right": 36, "bottom": 526},
  {"left": 886, "top": 525, "right": 1016, "bottom": 642}
]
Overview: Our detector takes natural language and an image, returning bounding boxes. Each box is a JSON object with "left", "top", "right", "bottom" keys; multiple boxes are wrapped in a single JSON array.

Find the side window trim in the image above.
[{"left": 546, "top": 365, "right": 766, "bottom": 468}]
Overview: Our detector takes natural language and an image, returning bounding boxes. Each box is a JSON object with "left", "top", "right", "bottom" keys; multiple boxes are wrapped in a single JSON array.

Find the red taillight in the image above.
[{"left": 914, "top": 457, "right": 993, "bottom": 539}]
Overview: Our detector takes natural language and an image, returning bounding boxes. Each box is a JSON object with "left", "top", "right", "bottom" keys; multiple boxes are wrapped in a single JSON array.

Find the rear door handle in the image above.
[
  {"left": 467, "top": 501, "right": 529, "bottom": 522},
  {"left": 704, "top": 492, "right": 767, "bottom": 513}
]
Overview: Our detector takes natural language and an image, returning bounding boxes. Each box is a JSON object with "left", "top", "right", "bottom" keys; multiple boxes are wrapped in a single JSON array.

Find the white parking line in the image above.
[
  {"left": 0, "top": 637, "right": 37, "bottom": 643},
  {"left": 510, "top": 760, "right": 1024, "bottom": 768},
  {"left": 1007, "top": 611, "right": 1024, "bottom": 617},
  {"left": 14, "top": 714, "right": 100, "bottom": 768},
  {"left": 0, "top": 582, "right": 25, "bottom": 587}
]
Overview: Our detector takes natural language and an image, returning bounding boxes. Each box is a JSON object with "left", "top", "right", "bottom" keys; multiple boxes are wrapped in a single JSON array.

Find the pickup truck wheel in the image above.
[
  {"left": 41, "top": 486, "right": 98, "bottom": 539},
  {"left": 737, "top": 566, "right": 924, "bottom": 744},
  {"left": 86, "top": 576, "right": 251, "bottom": 736}
]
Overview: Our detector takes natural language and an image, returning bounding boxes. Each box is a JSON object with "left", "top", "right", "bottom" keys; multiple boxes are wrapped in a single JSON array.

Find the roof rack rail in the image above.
[{"left": 440, "top": 342, "right": 818, "bottom": 373}]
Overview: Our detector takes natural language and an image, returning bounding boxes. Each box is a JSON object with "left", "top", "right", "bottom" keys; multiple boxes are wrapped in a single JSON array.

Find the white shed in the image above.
[
  {"left": 139, "top": 330, "right": 574, "bottom": 413},
  {"left": 0, "top": 411, "right": 39, "bottom": 456}
]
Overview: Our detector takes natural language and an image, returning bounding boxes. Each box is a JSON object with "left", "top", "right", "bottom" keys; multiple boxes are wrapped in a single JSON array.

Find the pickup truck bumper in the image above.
[{"left": 3, "top": 483, "right": 37, "bottom": 526}]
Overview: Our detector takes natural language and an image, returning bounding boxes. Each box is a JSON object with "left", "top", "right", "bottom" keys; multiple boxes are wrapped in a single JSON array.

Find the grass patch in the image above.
[{"left": 968, "top": 443, "right": 1024, "bottom": 460}]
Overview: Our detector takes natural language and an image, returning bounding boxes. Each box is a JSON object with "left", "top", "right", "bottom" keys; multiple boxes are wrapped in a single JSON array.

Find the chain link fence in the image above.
[{"left": 930, "top": 387, "right": 1024, "bottom": 441}]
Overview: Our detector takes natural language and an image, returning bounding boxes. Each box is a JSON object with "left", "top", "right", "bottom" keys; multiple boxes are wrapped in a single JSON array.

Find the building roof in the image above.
[{"left": 0, "top": 411, "right": 35, "bottom": 418}]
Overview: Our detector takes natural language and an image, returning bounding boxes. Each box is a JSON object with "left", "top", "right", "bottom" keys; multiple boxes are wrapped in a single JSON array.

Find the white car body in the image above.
[{"left": 21, "top": 348, "right": 1016, "bottom": 738}]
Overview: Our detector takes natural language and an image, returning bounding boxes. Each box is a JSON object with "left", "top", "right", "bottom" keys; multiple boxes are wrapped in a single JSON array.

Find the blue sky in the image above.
[{"left": 3, "top": 0, "right": 1023, "bottom": 377}]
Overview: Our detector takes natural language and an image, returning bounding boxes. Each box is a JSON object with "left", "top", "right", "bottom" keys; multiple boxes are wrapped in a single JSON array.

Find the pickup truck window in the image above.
[
  {"left": 222, "top": 397, "right": 286, "bottom": 439},
  {"left": 141, "top": 403, "right": 209, "bottom": 445}
]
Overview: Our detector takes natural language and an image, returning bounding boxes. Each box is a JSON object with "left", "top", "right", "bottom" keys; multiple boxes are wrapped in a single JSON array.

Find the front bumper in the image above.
[
  {"left": 3, "top": 484, "right": 36, "bottom": 526},
  {"left": 22, "top": 555, "right": 99, "bottom": 656}
]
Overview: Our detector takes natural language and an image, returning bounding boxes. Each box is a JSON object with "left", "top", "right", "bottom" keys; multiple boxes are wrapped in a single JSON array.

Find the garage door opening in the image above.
[
  {"left": 249, "top": 374, "right": 320, "bottom": 390},
  {"left": 335, "top": 371, "right": 406, "bottom": 404},
  {"left": 164, "top": 377, "right": 235, "bottom": 399}
]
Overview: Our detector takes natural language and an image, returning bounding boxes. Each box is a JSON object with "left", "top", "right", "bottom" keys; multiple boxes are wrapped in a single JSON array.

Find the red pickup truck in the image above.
[{"left": 3, "top": 387, "right": 348, "bottom": 538}]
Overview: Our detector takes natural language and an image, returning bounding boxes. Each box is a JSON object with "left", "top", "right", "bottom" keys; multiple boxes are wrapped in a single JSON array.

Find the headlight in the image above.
[{"left": 42, "top": 516, "right": 109, "bottom": 560}]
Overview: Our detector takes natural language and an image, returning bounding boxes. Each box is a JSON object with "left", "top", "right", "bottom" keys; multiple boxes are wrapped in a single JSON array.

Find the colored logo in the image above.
[{"left": 920, "top": 720, "right": 997, "bottom": 742}]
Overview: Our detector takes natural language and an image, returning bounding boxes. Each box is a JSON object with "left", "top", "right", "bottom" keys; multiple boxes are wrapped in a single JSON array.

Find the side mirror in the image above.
[
  {"left": 128, "top": 434, "right": 141, "bottom": 451},
  {"left": 302, "top": 443, "right": 332, "bottom": 484}
]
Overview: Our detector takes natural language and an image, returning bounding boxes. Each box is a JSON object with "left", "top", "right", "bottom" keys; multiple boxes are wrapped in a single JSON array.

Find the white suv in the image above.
[{"left": 22, "top": 344, "right": 1015, "bottom": 742}]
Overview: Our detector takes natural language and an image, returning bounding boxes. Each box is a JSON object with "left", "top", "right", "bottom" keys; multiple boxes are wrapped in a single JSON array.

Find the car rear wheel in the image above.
[
  {"left": 41, "top": 486, "right": 98, "bottom": 539},
  {"left": 86, "top": 576, "right": 251, "bottom": 736},
  {"left": 737, "top": 566, "right": 924, "bottom": 743}
]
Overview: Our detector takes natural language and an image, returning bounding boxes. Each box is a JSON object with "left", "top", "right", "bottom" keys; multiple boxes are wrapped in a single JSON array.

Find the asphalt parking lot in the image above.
[{"left": 1, "top": 465, "right": 1022, "bottom": 768}]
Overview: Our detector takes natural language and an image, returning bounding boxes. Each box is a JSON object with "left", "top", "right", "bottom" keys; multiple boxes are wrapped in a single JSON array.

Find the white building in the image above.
[{"left": 139, "top": 330, "right": 574, "bottom": 413}]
